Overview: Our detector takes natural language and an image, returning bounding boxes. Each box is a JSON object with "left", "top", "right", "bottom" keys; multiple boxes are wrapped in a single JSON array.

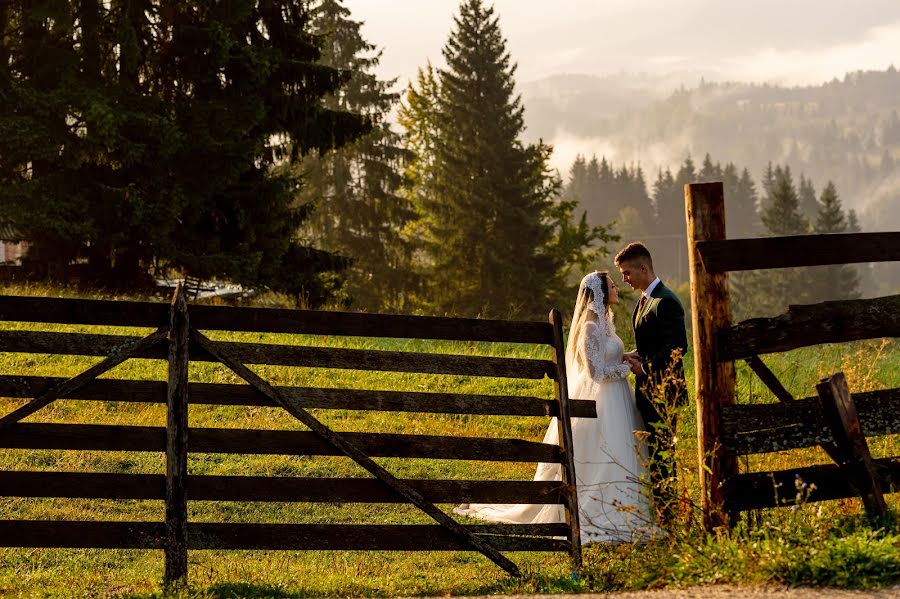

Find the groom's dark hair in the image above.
[{"left": 614, "top": 242, "right": 653, "bottom": 268}]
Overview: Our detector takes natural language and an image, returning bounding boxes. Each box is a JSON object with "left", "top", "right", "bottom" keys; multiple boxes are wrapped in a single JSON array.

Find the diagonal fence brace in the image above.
[
  {"left": 744, "top": 354, "right": 845, "bottom": 465},
  {"left": 189, "top": 327, "right": 522, "bottom": 577},
  {"left": 0, "top": 327, "right": 168, "bottom": 431}
]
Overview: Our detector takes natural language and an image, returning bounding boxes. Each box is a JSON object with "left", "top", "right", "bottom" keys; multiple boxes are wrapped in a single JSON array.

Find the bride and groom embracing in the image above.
[{"left": 455, "top": 242, "right": 689, "bottom": 543}]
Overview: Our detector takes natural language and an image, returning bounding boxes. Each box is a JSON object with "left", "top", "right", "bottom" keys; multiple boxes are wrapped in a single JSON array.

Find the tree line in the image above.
[
  {"left": 0, "top": 0, "right": 875, "bottom": 321},
  {"left": 559, "top": 151, "right": 869, "bottom": 319},
  {"left": 0, "top": 0, "right": 609, "bottom": 319}
]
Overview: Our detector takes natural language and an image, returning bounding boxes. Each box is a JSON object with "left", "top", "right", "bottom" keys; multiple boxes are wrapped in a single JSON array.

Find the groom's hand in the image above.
[{"left": 626, "top": 355, "right": 644, "bottom": 376}]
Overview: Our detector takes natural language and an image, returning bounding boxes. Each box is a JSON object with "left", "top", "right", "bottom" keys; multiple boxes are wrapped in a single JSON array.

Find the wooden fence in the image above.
[
  {"left": 685, "top": 182, "right": 900, "bottom": 527},
  {"left": 0, "top": 288, "right": 594, "bottom": 583}
]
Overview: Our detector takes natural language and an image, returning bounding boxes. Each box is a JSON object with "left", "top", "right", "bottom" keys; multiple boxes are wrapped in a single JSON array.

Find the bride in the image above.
[{"left": 454, "top": 271, "right": 657, "bottom": 543}]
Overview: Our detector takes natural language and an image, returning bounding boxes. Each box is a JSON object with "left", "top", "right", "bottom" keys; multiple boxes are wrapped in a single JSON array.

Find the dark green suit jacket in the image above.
[{"left": 632, "top": 281, "right": 689, "bottom": 408}]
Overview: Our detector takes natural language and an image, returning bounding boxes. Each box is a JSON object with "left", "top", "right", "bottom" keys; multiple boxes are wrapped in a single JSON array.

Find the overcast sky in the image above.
[{"left": 343, "top": 0, "right": 900, "bottom": 88}]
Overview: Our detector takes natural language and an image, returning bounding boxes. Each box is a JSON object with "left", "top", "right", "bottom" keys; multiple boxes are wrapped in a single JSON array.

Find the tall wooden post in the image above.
[
  {"left": 685, "top": 182, "right": 738, "bottom": 529},
  {"left": 549, "top": 308, "right": 583, "bottom": 570},
  {"left": 165, "top": 284, "right": 189, "bottom": 584}
]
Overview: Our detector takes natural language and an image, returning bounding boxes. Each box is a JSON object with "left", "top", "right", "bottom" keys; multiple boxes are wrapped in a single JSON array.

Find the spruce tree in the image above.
[
  {"left": 798, "top": 175, "right": 819, "bottom": 223},
  {"left": 296, "top": 0, "right": 417, "bottom": 311},
  {"left": 733, "top": 167, "right": 761, "bottom": 238},
  {"left": 562, "top": 154, "right": 589, "bottom": 204},
  {"left": 412, "top": 0, "right": 609, "bottom": 317},
  {"left": 761, "top": 166, "right": 809, "bottom": 236},
  {"left": 810, "top": 182, "right": 861, "bottom": 301},
  {"left": 760, "top": 165, "right": 813, "bottom": 309},
  {"left": 0, "top": 0, "right": 369, "bottom": 302}
]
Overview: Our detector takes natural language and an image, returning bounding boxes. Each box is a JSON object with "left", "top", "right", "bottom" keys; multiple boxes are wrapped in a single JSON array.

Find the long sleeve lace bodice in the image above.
[{"left": 579, "top": 321, "right": 631, "bottom": 381}]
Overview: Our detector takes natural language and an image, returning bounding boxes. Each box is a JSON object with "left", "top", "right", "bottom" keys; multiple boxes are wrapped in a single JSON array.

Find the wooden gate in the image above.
[
  {"left": 0, "top": 288, "right": 593, "bottom": 583},
  {"left": 685, "top": 182, "right": 900, "bottom": 527}
]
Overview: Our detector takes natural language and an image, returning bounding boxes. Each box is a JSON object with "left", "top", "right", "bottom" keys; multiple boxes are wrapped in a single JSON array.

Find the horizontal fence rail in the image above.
[
  {"left": 0, "top": 423, "right": 564, "bottom": 462},
  {"left": 0, "top": 472, "right": 568, "bottom": 504},
  {"left": 0, "top": 295, "right": 554, "bottom": 344},
  {"left": 0, "top": 375, "right": 597, "bottom": 418},
  {"left": 696, "top": 232, "right": 900, "bottom": 274},
  {"left": 717, "top": 295, "right": 900, "bottom": 360},
  {"left": 0, "top": 521, "right": 570, "bottom": 552},
  {"left": 722, "top": 388, "right": 900, "bottom": 455},
  {"left": 0, "top": 331, "right": 555, "bottom": 379},
  {"left": 724, "top": 458, "right": 900, "bottom": 512}
]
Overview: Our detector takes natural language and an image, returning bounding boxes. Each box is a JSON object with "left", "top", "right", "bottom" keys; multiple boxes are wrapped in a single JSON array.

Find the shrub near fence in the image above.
[
  {"left": 0, "top": 288, "right": 595, "bottom": 583},
  {"left": 684, "top": 181, "right": 900, "bottom": 526}
]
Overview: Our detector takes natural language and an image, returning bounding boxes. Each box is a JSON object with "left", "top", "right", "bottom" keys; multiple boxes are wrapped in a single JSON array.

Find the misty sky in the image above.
[{"left": 343, "top": 0, "right": 900, "bottom": 88}]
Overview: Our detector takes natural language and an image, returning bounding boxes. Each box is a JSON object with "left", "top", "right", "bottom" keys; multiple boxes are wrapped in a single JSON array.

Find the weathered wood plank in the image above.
[
  {"left": 686, "top": 181, "right": 738, "bottom": 528},
  {"left": 0, "top": 471, "right": 164, "bottom": 499},
  {"left": 0, "top": 295, "right": 169, "bottom": 328},
  {"left": 718, "top": 295, "right": 900, "bottom": 360},
  {"left": 0, "top": 331, "right": 554, "bottom": 379},
  {"left": 191, "top": 328, "right": 523, "bottom": 576},
  {"left": 817, "top": 373, "right": 886, "bottom": 519},
  {"left": 0, "top": 471, "right": 567, "bottom": 504},
  {"left": 165, "top": 285, "right": 189, "bottom": 584},
  {"left": 0, "top": 521, "right": 568, "bottom": 551},
  {"left": 0, "top": 330, "right": 166, "bottom": 358},
  {"left": 188, "top": 523, "right": 570, "bottom": 551},
  {"left": 696, "top": 232, "right": 900, "bottom": 274},
  {"left": 723, "top": 458, "right": 900, "bottom": 512},
  {"left": 0, "top": 375, "right": 596, "bottom": 417},
  {"left": 0, "top": 329, "right": 167, "bottom": 430},
  {"left": 722, "top": 388, "right": 900, "bottom": 455},
  {"left": 0, "top": 423, "right": 563, "bottom": 462},
  {"left": 0, "top": 375, "right": 595, "bottom": 417},
  {"left": 0, "top": 520, "right": 165, "bottom": 548},
  {"left": 195, "top": 340, "right": 555, "bottom": 379},
  {"left": 0, "top": 295, "right": 554, "bottom": 344},
  {"left": 548, "top": 308, "right": 582, "bottom": 569},
  {"left": 744, "top": 355, "right": 794, "bottom": 402}
]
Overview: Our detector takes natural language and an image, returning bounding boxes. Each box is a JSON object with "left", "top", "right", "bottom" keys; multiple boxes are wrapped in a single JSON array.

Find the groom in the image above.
[{"left": 615, "top": 242, "right": 688, "bottom": 522}]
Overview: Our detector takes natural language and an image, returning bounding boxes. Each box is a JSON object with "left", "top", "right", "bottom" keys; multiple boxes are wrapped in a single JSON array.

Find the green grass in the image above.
[{"left": 1, "top": 284, "right": 899, "bottom": 597}]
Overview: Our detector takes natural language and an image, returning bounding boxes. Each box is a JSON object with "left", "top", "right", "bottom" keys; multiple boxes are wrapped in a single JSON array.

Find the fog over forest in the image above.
[{"left": 520, "top": 68, "right": 900, "bottom": 234}]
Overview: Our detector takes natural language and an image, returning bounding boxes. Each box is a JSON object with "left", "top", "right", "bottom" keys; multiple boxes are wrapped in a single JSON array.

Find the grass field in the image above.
[{"left": 0, "top": 284, "right": 899, "bottom": 597}]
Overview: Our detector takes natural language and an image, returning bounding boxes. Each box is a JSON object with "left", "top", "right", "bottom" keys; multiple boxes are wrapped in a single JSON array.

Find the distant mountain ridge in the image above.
[{"left": 521, "top": 67, "right": 900, "bottom": 232}]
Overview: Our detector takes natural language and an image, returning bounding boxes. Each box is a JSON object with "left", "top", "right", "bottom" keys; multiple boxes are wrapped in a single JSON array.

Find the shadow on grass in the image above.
[{"left": 116, "top": 571, "right": 588, "bottom": 599}]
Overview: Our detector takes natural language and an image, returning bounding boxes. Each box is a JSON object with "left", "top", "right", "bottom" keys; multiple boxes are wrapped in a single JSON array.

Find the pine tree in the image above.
[
  {"left": 296, "top": 0, "right": 417, "bottom": 311},
  {"left": 398, "top": 62, "right": 441, "bottom": 227},
  {"left": 733, "top": 167, "right": 761, "bottom": 237},
  {"left": 409, "top": 0, "right": 610, "bottom": 317},
  {"left": 798, "top": 174, "right": 819, "bottom": 223},
  {"left": 699, "top": 153, "right": 721, "bottom": 181},
  {"left": 0, "top": 0, "right": 369, "bottom": 302},
  {"left": 562, "top": 154, "right": 589, "bottom": 204},
  {"left": 758, "top": 165, "right": 813, "bottom": 311},
  {"left": 761, "top": 166, "right": 809, "bottom": 236},
  {"left": 810, "top": 181, "right": 860, "bottom": 302}
]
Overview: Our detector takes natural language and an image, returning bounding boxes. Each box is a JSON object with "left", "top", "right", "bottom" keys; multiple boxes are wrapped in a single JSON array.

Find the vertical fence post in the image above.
[
  {"left": 165, "top": 284, "right": 189, "bottom": 584},
  {"left": 817, "top": 372, "right": 887, "bottom": 520},
  {"left": 549, "top": 308, "right": 582, "bottom": 570},
  {"left": 685, "top": 182, "right": 738, "bottom": 529}
]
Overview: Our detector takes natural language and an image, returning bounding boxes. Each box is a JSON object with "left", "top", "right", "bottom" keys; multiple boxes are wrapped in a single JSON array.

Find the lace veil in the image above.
[{"left": 565, "top": 271, "right": 616, "bottom": 381}]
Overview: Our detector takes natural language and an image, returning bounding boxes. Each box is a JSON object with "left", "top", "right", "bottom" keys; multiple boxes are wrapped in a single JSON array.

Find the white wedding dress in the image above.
[{"left": 454, "top": 273, "right": 657, "bottom": 544}]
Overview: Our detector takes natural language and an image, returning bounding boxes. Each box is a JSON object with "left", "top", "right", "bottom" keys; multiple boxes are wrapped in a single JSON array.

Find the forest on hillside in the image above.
[{"left": 523, "top": 68, "right": 900, "bottom": 295}]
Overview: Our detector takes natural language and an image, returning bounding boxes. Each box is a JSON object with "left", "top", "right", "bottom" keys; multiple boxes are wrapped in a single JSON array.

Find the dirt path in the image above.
[{"left": 442, "top": 585, "right": 900, "bottom": 599}]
